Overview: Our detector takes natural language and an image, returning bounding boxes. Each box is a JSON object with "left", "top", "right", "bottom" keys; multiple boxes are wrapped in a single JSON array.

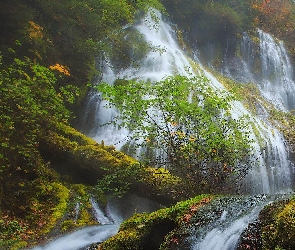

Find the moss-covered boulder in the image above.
[
  {"left": 237, "top": 195, "right": 295, "bottom": 250},
  {"left": 97, "top": 195, "right": 212, "bottom": 250},
  {"left": 259, "top": 197, "right": 295, "bottom": 250}
]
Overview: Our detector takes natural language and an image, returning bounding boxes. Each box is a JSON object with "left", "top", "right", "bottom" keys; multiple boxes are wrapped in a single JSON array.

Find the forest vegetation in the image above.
[{"left": 1, "top": 0, "right": 295, "bottom": 249}]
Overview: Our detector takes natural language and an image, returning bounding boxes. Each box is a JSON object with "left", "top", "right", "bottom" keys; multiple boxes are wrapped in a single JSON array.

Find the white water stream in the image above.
[
  {"left": 188, "top": 194, "right": 278, "bottom": 250},
  {"left": 31, "top": 225, "right": 119, "bottom": 250},
  {"left": 225, "top": 29, "right": 295, "bottom": 111},
  {"left": 29, "top": 195, "right": 161, "bottom": 250},
  {"left": 30, "top": 201, "right": 119, "bottom": 250},
  {"left": 90, "top": 198, "right": 112, "bottom": 225}
]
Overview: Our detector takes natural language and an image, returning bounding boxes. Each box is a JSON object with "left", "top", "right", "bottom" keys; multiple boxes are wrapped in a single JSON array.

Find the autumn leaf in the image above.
[{"left": 49, "top": 63, "right": 71, "bottom": 76}]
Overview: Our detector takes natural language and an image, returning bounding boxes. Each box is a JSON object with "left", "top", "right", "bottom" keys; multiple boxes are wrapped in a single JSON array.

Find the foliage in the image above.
[
  {"left": 98, "top": 75, "right": 253, "bottom": 194},
  {"left": 0, "top": 49, "right": 77, "bottom": 248},
  {"left": 250, "top": 0, "right": 295, "bottom": 59},
  {"left": 0, "top": 0, "right": 164, "bottom": 88},
  {"left": 0, "top": 50, "right": 73, "bottom": 176},
  {"left": 0, "top": 219, "right": 28, "bottom": 249},
  {"left": 141, "top": 167, "right": 181, "bottom": 196},
  {"left": 95, "top": 163, "right": 142, "bottom": 198}
]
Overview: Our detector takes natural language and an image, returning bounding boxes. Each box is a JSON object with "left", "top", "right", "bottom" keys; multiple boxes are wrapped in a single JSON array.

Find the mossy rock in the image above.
[
  {"left": 259, "top": 197, "right": 295, "bottom": 250},
  {"left": 98, "top": 195, "right": 212, "bottom": 250},
  {"left": 41, "top": 123, "right": 184, "bottom": 205}
]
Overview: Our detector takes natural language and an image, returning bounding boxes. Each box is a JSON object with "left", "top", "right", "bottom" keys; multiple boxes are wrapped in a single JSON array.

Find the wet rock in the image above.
[{"left": 237, "top": 220, "right": 262, "bottom": 250}]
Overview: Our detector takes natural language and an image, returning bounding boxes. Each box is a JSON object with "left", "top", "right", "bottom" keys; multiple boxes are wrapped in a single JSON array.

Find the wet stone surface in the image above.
[{"left": 237, "top": 220, "right": 262, "bottom": 250}]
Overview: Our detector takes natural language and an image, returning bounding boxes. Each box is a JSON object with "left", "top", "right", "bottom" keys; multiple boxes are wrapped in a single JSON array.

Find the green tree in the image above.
[
  {"left": 0, "top": 49, "right": 78, "bottom": 214},
  {"left": 98, "top": 75, "right": 253, "bottom": 194}
]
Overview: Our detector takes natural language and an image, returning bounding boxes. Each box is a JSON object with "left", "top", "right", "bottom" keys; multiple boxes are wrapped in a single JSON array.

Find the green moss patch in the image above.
[{"left": 259, "top": 196, "right": 295, "bottom": 250}]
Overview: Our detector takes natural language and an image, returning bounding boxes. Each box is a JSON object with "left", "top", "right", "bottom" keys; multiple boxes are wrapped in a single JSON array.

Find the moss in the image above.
[
  {"left": 275, "top": 201, "right": 295, "bottom": 248},
  {"left": 259, "top": 197, "right": 295, "bottom": 250},
  {"left": 0, "top": 219, "right": 28, "bottom": 250},
  {"left": 141, "top": 167, "right": 182, "bottom": 196},
  {"left": 37, "top": 182, "right": 70, "bottom": 235},
  {"left": 99, "top": 229, "right": 142, "bottom": 250},
  {"left": 61, "top": 220, "right": 76, "bottom": 231},
  {"left": 98, "top": 195, "right": 212, "bottom": 250},
  {"left": 44, "top": 123, "right": 138, "bottom": 172},
  {"left": 41, "top": 123, "right": 184, "bottom": 204},
  {"left": 9, "top": 241, "right": 28, "bottom": 250},
  {"left": 0, "top": 180, "right": 71, "bottom": 249}
]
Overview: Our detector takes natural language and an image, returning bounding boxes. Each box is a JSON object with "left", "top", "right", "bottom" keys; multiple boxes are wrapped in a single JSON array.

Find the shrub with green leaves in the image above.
[
  {"left": 98, "top": 75, "right": 253, "bottom": 194},
  {"left": 0, "top": 51, "right": 74, "bottom": 173},
  {"left": 0, "top": 49, "right": 79, "bottom": 221}
]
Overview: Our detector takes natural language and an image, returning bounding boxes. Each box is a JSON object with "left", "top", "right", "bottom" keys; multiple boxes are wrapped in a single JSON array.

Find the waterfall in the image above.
[
  {"left": 30, "top": 200, "right": 119, "bottom": 250},
  {"left": 202, "top": 71, "right": 292, "bottom": 194},
  {"left": 187, "top": 195, "right": 284, "bottom": 250},
  {"left": 30, "top": 225, "right": 119, "bottom": 250},
  {"left": 85, "top": 10, "right": 293, "bottom": 194},
  {"left": 225, "top": 29, "right": 295, "bottom": 111},
  {"left": 80, "top": 10, "right": 295, "bottom": 250},
  {"left": 90, "top": 198, "right": 112, "bottom": 225},
  {"left": 29, "top": 195, "right": 161, "bottom": 250},
  {"left": 83, "top": 10, "right": 194, "bottom": 148},
  {"left": 74, "top": 202, "right": 80, "bottom": 222},
  {"left": 258, "top": 30, "right": 295, "bottom": 110}
]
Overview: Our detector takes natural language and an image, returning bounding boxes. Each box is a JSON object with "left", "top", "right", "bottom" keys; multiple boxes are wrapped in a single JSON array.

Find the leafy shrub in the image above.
[{"left": 98, "top": 75, "right": 253, "bottom": 194}]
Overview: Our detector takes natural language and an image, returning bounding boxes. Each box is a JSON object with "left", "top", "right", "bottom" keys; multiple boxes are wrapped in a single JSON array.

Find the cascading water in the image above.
[
  {"left": 202, "top": 70, "right": 292, "bottom": 195},
  {"left": 30, "top": 225, "right": 119, "bottom": 250},
  {"left": 221, "top": 28, "right": 295, "bottom": 195},
  {"left": 224, "top": 29, "right": 295, "bottom": 111},
  {"left": 90, "top": 198, "right": 112, "bottom": 225},
  {"left": 29, "top": 195, "right": 161, "bottom": 250},
  {"left": 258, "top": 29, "right": 295, "bottom": 110},
  {"left": 30, "top": 199, "right": 119, "bottom": 250},
  {"left": 26, "top": 8, "right": 295, "bottom": 250},
  {"left": 82, "top": 10, "right": 194, "bottom": 148},
  {"left": 81, "top": 9, "right": 295, "bottom": 249},
  {"left": 85, "top": 10, "right": 293, "bottom": 194},
  {"left": 182, "top": 194, "right": 289, "bottom": 250}
]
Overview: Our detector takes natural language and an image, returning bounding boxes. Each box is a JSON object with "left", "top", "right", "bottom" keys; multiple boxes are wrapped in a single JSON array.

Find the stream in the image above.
[
  {"left": 30, "top": 195, "right": 161, "bottom": 250},
  {"left": 33, "top": 9, "right": 295, "bottom": 250},
  {"left": 31, "top": 225, "right": 119, "bottom": 250}
]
